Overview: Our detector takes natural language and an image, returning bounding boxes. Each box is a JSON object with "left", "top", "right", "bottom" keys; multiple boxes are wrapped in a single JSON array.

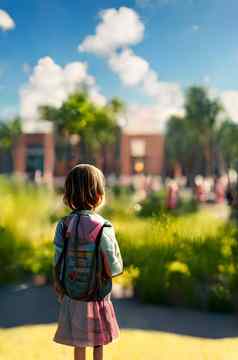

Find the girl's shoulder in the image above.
[
  {"left": 59, "top": 210, "right": 113, "bottom": 230},
  {"left": 92, "top": 212, "right": 113, "bottom": 227}
]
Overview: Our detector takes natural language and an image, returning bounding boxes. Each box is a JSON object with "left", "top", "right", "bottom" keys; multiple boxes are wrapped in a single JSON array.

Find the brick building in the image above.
[
  {"left": 120, "top": 106, "right": 165, "bottom": 176},
  {"left": 120, "top": 133, "right": 164, "bottom": 176},
  {"left": 12, "top": 109, "right": 165, "bottom": 181},
  {"left": 14, "top": 132, "right": 54, "bottom": 182}
]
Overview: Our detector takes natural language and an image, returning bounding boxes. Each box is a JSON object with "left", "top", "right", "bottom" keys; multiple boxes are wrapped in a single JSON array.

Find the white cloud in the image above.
[
  {"left": 153, "top": 81, "right": 184, "bottom": 109},
  {"left": 221, "top": 91, "right": 238, "bottom": 124},
  {"left": 0, "top": 9, "right": 15, "bottom": 31},
  {"left": 109, "top": 49, "right": 184, "bottom": 111},
  {"left": 20, "top": 57, "right": 106, "bottom": 132},
  {"left": 79, "top": 6, "right": 184, "bottom": 121},
  {"left": 123, "top": 103, "right": 184, "bottom": 134},
  {"left": 88, "top": 86, "right": 107, "bottom": 106},
  {"left": 198, "top": 87, "right": 238, "bottom": 125},
  {"left": 77, "top": 3, "right": 238, "bottom": 134},
  {"left": 142, "top": 70, "right": 184, "bottom": 111},
  {"left": 109, "top": 49, "right": 149, "bottom": 86},
  {"left": 79, "top": 7, "right": 144, "bottom": 56},
  {"left": 142, "top": 70, "right": 160, "bottom": 97}
]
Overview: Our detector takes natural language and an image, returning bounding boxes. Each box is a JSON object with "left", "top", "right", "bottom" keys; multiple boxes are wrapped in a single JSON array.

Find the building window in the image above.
[
  {"left": 130, "top": 139, "right": 146, "bottom": 174},
  {"left": 130, "top": 139, "right": 146, "bottom": 157}
]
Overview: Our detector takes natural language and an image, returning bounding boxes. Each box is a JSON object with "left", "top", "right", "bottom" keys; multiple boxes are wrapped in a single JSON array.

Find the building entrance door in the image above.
[{"left": 26, "top": 144, "right": 44, "bottom": 180}]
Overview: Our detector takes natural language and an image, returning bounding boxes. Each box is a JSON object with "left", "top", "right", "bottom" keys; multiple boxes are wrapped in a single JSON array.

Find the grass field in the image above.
[
  {"left": 0, "top": 324, "right": 238, "bottom": 360},
  {"left": 1, "top": 179, "right": 238, "bottom": 358}
]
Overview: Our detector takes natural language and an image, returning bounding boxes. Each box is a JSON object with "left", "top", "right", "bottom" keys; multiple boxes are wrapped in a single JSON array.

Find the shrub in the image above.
[
  {"left": 172, "top": 197, "right": 199, "bottom": 216},
  {"left": 207, "top": 283, "right": 234, "bottom": 312},
  {"left": 113, "top": 265, "right": 140, "bottom": 289},
  {"left": 136, "top": 190, "right": 167, "bottom": 218},
  {"left": 0, "top": 176, "right": 57, "bottom": 284},
  {"left": 165, "top": 261, "right": 195, "bottom": 307},
  {"left": 26, "top": 241, "right": 54, "bottom": 280},
  {"left": 111, "top": 184, "right": 135, "bottom": 198},
  {"left": 0, "top": 225, "right": 33, "bottom": 283},
  {"left": 136, "top": 190, "right": 198, "bottom": 218},
  {"left": 101, "top": 190, "right": 135, "bottom": 220},
  {"left": 114, "top": 210, "right": 238, "bottom": 312}
]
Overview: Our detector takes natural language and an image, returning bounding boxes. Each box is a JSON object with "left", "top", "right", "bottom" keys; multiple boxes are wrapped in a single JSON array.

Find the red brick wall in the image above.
[
  {"left": 14, "top": 132, "right": 165, "bottom": 179},
  {"left": 14, "top": 135, "right": 25, "bottom": 175},
  {"left": 43, "top": 133, "right": 55, "bottom": 181},
  {"left": 14, "top": 133, "right": 54, "bottom": 181},
  {"left": 146, "top": 134, "right": 165, "bottom": 174},
  {"left": 120, "top": 133, "right": 164, "bottom": 176},
  {"left": 120, "top": 134, "right": 131, "bottom": 176}
]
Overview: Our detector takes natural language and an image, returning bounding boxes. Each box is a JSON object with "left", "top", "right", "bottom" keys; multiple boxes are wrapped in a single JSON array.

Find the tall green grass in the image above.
[
  {"left": 1, "top": 176, "right": 238, "bottom": 312},
  {"left": 113, "top": 212, "right": 238, "bottom": 311},
  {"left": 0, "top": 176, "right": 60, "bottom": 282}
]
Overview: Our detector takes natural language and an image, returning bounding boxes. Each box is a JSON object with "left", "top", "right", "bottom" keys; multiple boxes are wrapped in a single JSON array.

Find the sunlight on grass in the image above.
[
  {"left": 113, "top": 208, "right": 224, "bottom": 245},
  {"left": 1, "top": 176, "right": 238, "bottom": 309},
  {"left": 0, "top": 176, "right": 59, "bottom": 245},
  {"left": 0, "top": 324, "right": 238, "bottom": 360}
]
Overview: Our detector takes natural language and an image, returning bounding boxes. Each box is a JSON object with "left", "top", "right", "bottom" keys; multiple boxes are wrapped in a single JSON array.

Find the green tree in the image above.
[
  {"left": 216, "top": 120, "right": 238, "bottom": 171},
  {"left": 40, "top": 91, "right": 124, "bottom": 168},
  {"left": 165, "top": 115, "right": 203, "bottom": 180},
  {"left": 0, "top": 117, "right": 22, "bottom": 149},
  {"left": 0, "top": 117, "right": 22, "bottom": 172},
  {"left": 165, "top": 86, "right": 224, "bottom": 179},
  {"left": 185, "top": 86, "right": 223, "bottom": 176}
]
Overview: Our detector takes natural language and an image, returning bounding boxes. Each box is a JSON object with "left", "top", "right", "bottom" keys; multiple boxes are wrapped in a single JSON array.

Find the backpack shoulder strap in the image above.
[
  {"left": 59, "top": 213, "right": 81, "bottom": 283},
  {"left": 94, "top": 221, "right": 112, "bottom": 274},
  {"left": 95, "top": 221, "right": 111, "bottom": 247},
  {"left": 84, "top": 221, "right": 112, "bottom": 300}
]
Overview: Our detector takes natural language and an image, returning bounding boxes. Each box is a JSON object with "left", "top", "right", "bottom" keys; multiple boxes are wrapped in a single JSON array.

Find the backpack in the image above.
[{"left": 57, "top": 211, "right": 112, "bottom": 301}]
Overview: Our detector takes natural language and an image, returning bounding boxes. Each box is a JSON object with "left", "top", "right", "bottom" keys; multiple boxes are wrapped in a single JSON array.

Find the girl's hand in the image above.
[
  {"left": 53, "top": 280, "right": 65, "bottom": 303},
  {"left": 57, "top": 292, "right": 65, "bottom": 304}
]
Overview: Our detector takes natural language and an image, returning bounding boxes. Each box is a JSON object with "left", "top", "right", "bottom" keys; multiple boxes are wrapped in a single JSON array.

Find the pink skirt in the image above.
[{"left": 53, "top": 293, "right": 120, "bottom": 347}]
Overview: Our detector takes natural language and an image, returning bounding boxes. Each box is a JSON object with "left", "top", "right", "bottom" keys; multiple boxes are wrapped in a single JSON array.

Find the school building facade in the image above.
[{"left": 10, "top": 111, "right": 166, "bottom": 182}]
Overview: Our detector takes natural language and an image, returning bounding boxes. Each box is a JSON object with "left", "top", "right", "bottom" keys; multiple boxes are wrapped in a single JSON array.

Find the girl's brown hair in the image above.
[{"left": 63, "top": 164, "right": 105, "bottom": 210}]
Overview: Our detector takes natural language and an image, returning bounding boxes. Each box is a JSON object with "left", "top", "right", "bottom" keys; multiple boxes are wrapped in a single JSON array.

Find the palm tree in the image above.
[
  {"left": 185, "top": 86, "right": 223, "bottom": 176},
  {"left": 165, "top": 86, "right": 224, "bottom": 179}
]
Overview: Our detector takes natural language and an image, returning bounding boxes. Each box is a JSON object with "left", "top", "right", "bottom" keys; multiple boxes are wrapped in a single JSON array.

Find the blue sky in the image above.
[{"left": 0, "top": 0, "right": 238, "bottom": 121}]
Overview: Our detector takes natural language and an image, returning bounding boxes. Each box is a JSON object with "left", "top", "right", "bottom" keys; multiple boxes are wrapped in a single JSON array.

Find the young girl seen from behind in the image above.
[{"left": 52, "top": 164, "right": 123, "bottom": 360}]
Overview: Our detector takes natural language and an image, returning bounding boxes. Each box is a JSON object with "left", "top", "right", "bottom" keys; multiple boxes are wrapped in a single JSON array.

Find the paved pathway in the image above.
[
  {"left": 1, "top": 283, "right": 238, "bottom": 339},
  {"left": 200, "top": 203, "right": 231, "bottom": 220}
]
